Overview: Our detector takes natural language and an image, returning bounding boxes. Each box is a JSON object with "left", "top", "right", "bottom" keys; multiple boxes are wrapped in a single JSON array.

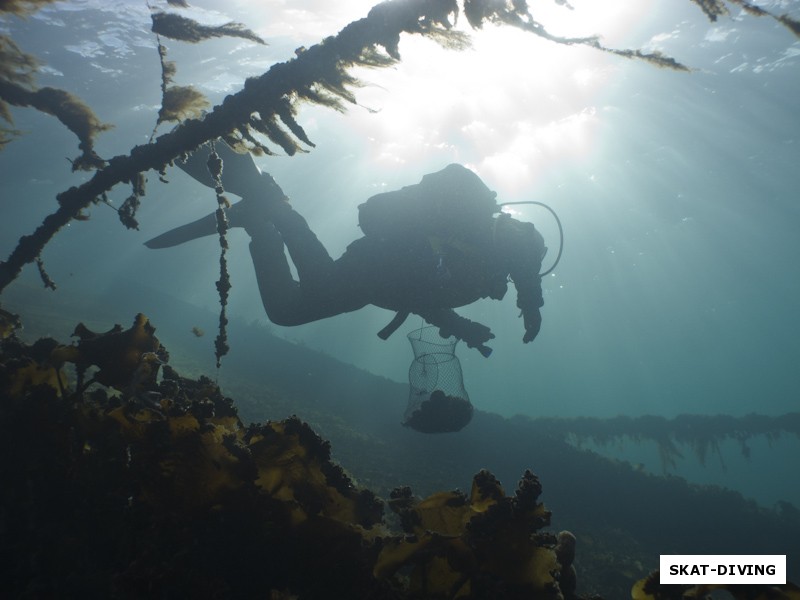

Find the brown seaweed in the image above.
[
  {"left": 34, "top": 256, "right": 56, "bottom": 290},
  {"left": 0, "top": 72, "right": 111, "bottom": 169},
  {"left": 150, "top": 21, "right": 210, "bottom": 138},
  {"left": 688, "top": 0, "right": 730, "bottom": 22},
  {"left": 689, "top": 0, "right": 800, "bottom": 38},
  {"left": 378, "top": 469, "right": 566, "bottom": 598},
  {"left": 0, "top": 0, "right": 59, "bottom": 16},
  {"left": 778, "top": 13, "right": 800, "bottom": 38},
  {"left": 0, "top": 29, "right": 110, "bottom": 165},
  {"left": 0, "top": 316, "right": 587, "bottom": 599},
  {"left": 49, "top": 313, "right": 167, "bottom": 393},
  {"left": 151, "top": 11, "right": 266, "bottom": 45},
  {"left": 158, "top": 83, "right": 208, "bottom": 123},
  {"left": 0, "top": 305, "right": 21, "bottom": 339}
]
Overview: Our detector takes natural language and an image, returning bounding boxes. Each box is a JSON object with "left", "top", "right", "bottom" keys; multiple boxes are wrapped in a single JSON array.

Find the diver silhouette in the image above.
[{"left": 146, "top": 143, "right": 547, "bottom": 356}]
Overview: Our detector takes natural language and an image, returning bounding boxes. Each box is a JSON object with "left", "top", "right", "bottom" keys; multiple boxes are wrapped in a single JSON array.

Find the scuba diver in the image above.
[{"left": 146, "top": 143, "right": 549, "bottom": 356}]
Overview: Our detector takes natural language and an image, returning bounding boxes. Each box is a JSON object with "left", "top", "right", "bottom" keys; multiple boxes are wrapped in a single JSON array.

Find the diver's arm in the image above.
[
  {"left": 503, "top": 217, "right": 546, "bottom": 343},
  {"left": 417, "top": 308, "right": 495, "bottom": 357},
  {"left": 512, "top": 273, "right": 544, "bottom": 343}
]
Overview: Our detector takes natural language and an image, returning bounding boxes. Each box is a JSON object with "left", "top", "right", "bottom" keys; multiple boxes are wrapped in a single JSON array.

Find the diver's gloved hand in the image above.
[
  {"left": 439, "top": 317, "right": 495, "bottom": 355},
  {"left": 419, "top": 308, "right": 495, "bottom": 357},
  {"left": 514, "top": 274, "right": 544, "bottom": 344},
  {"left": 522, "top": 307, "right": 542, "bottom": 343},
  {"left": 461, "top": 320, "right": 495, "bottom": 349}
]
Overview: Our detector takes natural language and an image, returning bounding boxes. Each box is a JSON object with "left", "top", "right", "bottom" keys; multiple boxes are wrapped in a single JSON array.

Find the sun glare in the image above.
[
  {"left": 234, "top": 0, "right": 659, "bottom": 193},
  {"left": 338, "top": 0, "right": 655, "bottom": 193}
]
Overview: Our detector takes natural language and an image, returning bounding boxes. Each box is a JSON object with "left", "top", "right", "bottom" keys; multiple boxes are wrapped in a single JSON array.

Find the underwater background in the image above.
[{"left": 2, "top": 0, "right": 799, "bottom": 596}]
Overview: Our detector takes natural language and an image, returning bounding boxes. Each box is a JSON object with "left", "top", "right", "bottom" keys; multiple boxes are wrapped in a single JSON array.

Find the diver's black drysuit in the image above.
[
  {"left": 147, "top": 147, "right": 547, "bottom": 354},
  {"left": 246, "top": 187, "right": 546, "bottom": 354}
]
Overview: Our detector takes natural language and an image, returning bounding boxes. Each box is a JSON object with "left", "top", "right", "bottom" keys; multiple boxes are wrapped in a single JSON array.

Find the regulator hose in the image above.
[{"left": 498, "top": 201, "right": 564, "bottom": 276}]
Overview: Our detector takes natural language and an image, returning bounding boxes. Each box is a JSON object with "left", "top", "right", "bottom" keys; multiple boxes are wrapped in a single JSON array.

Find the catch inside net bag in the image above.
[{"left": 404, "top": 326, "right": 474, "bottom": 433}]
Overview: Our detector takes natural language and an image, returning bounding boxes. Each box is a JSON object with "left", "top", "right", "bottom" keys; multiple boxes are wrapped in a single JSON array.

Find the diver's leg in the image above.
[
  {"left": 147, "top": 146, "right": 291, "bottom": 248},
  {"left": 247, "top": 223, "right": 304, "bottom": 326},
  {"left": 267, "top": 203, "right": 336, "bottom": 293},
  {"left": 248, "top": 219, "right": 367, "bottom": 325}
]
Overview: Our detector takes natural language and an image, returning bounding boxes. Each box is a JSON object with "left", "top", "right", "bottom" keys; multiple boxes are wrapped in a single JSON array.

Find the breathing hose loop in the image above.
[{"left": 498, "top": 201, "right": 564, "bottom": 276}]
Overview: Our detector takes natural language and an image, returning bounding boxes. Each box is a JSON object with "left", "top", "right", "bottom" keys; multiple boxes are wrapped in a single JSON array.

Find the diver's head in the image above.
[{"left": 418, "top": 164, "right": 498, "bottom": 206}]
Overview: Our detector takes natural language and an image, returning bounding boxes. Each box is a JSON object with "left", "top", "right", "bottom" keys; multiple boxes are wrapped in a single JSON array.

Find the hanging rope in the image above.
[{"left": 205, "top": 142, "right": 231, "bottom": 368}]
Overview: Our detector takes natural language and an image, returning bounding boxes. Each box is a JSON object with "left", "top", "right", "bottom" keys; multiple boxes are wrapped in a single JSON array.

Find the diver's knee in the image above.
[
  {"left": 271, "top": 203, "right": 308, "bottom": 233},
  {"left": 247, "top": 220, "right": 283, "bottom": 246},
  {"left": 262, "top": 302, "right": 307, "bottom": 327}
]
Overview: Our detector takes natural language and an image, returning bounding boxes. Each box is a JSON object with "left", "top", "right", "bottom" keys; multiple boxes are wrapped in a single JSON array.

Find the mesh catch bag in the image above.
[{"left": 403, "top": 326, "right": 474, "bottom": 433}]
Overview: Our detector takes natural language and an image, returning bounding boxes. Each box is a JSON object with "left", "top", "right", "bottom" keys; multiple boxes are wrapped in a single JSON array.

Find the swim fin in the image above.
[
  {"left": 144, "top": 211, "right": 219, "bottom": 249},
  {"left": 177, "top": 140, "right": 263, "bottom": 199},
  {"left": 144, "top": 175, "right": 292, "bottom": 248},
  {"left": 145, "top": 142, "right": 256, "bottom": 249},
  {"left": 146, "top": 141, "right": 288, "bottom": 248}
]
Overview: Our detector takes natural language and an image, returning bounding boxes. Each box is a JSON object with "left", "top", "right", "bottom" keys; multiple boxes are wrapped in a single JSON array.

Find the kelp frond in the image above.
[
  {"left": 0, "top": 34, "right": 111, "bottom": 166},
  {"left": 777, "top": 13, "right": 800, "bottom": 38},
  {"left": 151, "top": 12, "right": 265, "bottom": 45},
  {"left": 149, "top": 7, "right": 263, "bottom": 137},
  {"left": 150, "top": 33, "right": 208, "bottom": 138},
  {"left": 248, "top": 114, "right": 306, "bottom": 156},
  {"left": 158, "top": 85, "right": 208, "bottom": 124},
  {"left": 117, "top": 173, "right": 146, "bottom": 230},
  {"left": 417, "top": 0, "right": 471, "bottom": 50},
  {"left": 691, "top": 0, "right": 800, "bottom": 38},
  {"left": 275, "top": 97, "right": 315, "bottom": 148},
  {"left": 606, "top": 48, "right": 691, "bottom": 72},
  {"left": 689, "top": 0, "right": 729, "bottom": 21},
  {"left": 464, "top": 0, "right": 692, "bottom": 70},
  {"left": 357, "top": 46, "right": 401, "bottom": 70},
  {"left": 0, "top": 35, "right": 38, "bottom": 88},
  {"left": 425, "top": 27, "right": 472, "bottom": 51},
  {"left": 734, "top": 0, "right": 800, "bottom": 38},
  {"left": 0, "top": 35, "right": 36, "bottom": 145},
  {"left": 35, "top": 256, "right": 55, "bottom": 290},
  {"left": 222, "top": 128, "right": 276, "bottom": 157},
  {"left": 0, "top": 0, "right": 58, "bottom": 16},
  {"left": 35, "top": 87, "right": 113, "bottom": 170},
  {"left": 0, "top": 80, "right": 112, "bottom": 169},
  {"left": 0, "top": 87, "right": 20, "bottom": 148},
  {"left": 0, "top": 124, "right": 21, "bottom": 149},
  {"left": 159, "top": 54, "right": 177, "bottom": 85}
]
